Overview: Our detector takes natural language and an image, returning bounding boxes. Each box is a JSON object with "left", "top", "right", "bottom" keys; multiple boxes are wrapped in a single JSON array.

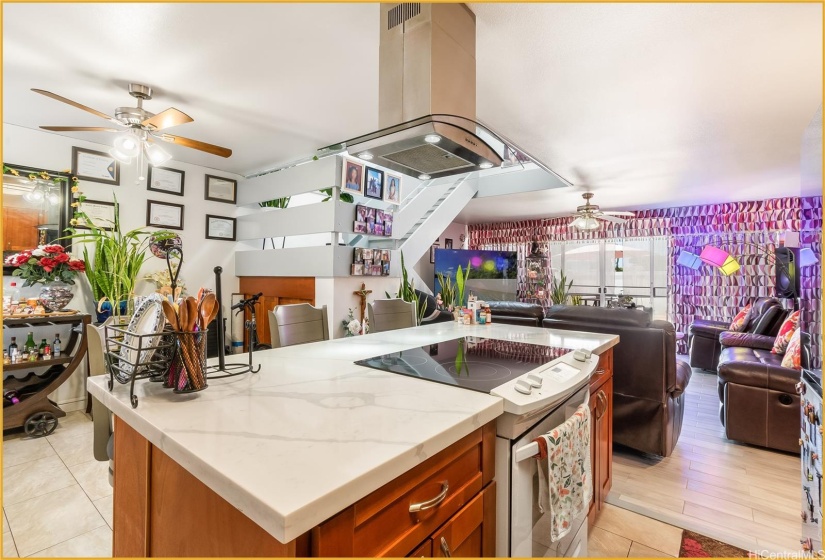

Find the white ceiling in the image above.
[{"left": 3, "top": 3, "right": 822, "bottom": 223}]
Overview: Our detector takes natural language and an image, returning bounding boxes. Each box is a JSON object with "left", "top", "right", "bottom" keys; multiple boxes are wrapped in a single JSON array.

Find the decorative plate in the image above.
[
  {"left": 149, "top": 233, "right": 182, "bottom": 259},
  {"left": 116, "top": 293, "right": 166, "bottom": 383}
]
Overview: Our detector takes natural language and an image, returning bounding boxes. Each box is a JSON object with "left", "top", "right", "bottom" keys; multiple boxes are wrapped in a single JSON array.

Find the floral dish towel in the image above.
[{"left": 536, "top": 402, "right": 592, "bottom": 542}]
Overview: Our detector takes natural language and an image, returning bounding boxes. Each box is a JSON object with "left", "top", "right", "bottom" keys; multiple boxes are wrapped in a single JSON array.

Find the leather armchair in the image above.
[
  {"left": 486, "top": 301, "right": 545, "bottom": 327},
  {"left": 542, "top": 305, "right": 692, "bottom": 457},
  {"left": 717, "top": 331, "right": 809, "bottom": 453},
  {"left": 688, "top": 297, "right": 788, "bottom": 371}
]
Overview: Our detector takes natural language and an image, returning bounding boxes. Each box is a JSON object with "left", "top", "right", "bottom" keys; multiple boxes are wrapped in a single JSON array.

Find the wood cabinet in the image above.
[
  {"left": 238, "top": 276, "right": 315, "bottom": 348},
  {"left": 112, "top": 417, "right": 496, "bottom": 557},
  {"left": 588, "top": 349, "right": 614, "bottom": 526}
]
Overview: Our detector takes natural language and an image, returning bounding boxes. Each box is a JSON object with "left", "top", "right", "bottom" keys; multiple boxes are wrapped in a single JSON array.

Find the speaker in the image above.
[{"left": 774, "top": 247, "right": 800, "bottom": 298}]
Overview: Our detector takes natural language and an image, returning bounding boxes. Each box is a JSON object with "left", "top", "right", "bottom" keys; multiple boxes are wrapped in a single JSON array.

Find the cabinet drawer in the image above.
[
  {"left": 409, "top": 540, "right": 433, "bottom": 557},
  {"left": 589, "top": 349, "right": 613, "bottom": 391},
  {"left": 432, "top": 488, "right": 484, "bottom": 557}
]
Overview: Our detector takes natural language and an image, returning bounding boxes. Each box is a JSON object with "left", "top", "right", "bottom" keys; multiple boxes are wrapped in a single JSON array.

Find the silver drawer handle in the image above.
[
  {"left": 409, "top": 481, "right": 449, "bottom": 513},
  {"left": 594, "top": 368, "right": 606, "bottom": 376},
  {"left": 440, "top": 536, "right": 452, "bottom": 557}
]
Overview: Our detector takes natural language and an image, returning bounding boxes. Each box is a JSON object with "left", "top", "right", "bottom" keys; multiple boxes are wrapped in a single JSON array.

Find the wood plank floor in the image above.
[{"left": 605, "top": 362, "right": 802, "bottom": 555}]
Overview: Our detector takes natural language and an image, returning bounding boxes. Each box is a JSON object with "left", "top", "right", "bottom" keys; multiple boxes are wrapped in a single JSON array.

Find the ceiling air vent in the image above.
[{"left": 387, "top": 3, "right": 421, "bottom": 30}]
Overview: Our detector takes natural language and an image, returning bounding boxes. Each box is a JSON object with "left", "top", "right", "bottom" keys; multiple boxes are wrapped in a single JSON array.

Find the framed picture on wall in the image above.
[
  {"left": 205, "top": 174, "right": 237, "bottom": 204},
  {"left": 147, "top": 165, "right": 185, "bottom": 196},
  {"left": 384, "top": 172, "right": 402, "bottom": 205},
  {"left": 341, "top": 158, "right": 364, "bottom": 196},
  {"left": 74, "top": 199, "right": 116, "bottom": 231},
  {"left": 72, "top": 147, "right": 120, "bottom": 185},
  {"left": 430, "top": 243, "right": 439, "bottom": 264},
  {"left": 364, "top": 167, "right": 384, "bottom": 200},
  {"left": 444, "top": 238, "right": 453, "bottom": 249},
  {"left": 146, "top": 200, "right": 184, "bottom": 230},
  {"left": 205, "top": 215, "right": 236, "bottom": 241}
]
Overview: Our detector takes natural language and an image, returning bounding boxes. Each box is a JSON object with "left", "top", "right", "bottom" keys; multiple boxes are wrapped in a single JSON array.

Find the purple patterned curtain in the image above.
[{"left": 469, "top": 196, "right": 822, "bottom": 363}]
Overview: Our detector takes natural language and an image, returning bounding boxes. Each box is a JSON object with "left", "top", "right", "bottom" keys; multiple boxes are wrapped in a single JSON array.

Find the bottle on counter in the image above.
[
  {"left": 38, "top": 338, "right": 47, "bottom": 357},
  {"left": 8, "top": 336, "right": 18, "bottom": 356},
  {"left": 3, "top": 351, "right": 9, "bottom": 365},
  {"left": 52, "top": 334, "right": 61, "bottom": 357},
  {"left": 28, "top": 351, "right": 38, "bottom": 362},
  {"left": 24, "top": 332, "right": 36, "bottom": 354},
  {"left": 4, "top": 282, "right": 20, "bottom": 308},
  {"left": 43, "top": 344, "right": 51, "bottom": 359}
]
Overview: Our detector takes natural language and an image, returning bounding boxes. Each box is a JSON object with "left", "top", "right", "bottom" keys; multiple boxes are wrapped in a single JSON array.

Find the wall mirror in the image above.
[{"left": 3, "top": 164, "right": 72, "bottom": 275}]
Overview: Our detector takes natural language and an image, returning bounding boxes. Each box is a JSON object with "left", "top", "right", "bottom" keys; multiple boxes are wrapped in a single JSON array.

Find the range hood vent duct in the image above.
[{"left": 387, "top": 3, "right": 420, "bottom": 30}]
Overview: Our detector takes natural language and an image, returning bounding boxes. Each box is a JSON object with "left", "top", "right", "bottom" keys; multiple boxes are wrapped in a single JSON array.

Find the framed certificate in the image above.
[
  {"left": 147, "top": 165, "right": 185, "bottom": 196},
  {"left": 205, "top": 174, "right": 237, "bottom": 204},
  {"left": 75, "top": 199, "right": 117, "bottom": 231},
  {"left": 72, "top": 147, "right": 120, "bottom": 185},
  {"left": 146, "top": 200, "right": 184, "bottom": 230},
  {"left": 205, "top": 215, "right": 236, "bottom": 241}
]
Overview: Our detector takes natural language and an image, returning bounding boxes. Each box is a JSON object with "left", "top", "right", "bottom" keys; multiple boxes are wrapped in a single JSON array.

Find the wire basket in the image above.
[
  {"left": 172, "top": 330, "right": 208, "bottom": 393},
  {"left": 104, "top": 324, "right": 176, "bottom": 408}
]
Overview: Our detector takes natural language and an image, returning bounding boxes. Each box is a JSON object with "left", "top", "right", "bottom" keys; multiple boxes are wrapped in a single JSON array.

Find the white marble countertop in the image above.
[{"left": 88, "top": 321, "right": 617, "bottom": 543}]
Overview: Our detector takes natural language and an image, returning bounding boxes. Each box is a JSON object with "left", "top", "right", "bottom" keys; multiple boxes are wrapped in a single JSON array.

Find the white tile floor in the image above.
[{"left": 2, "top": 411, "right": 111, "bottom": 557}]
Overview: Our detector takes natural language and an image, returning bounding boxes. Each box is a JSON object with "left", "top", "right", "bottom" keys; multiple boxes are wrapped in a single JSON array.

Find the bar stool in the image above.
[
  {"left": 367, "top": 299, "right": 417, "bottom": 333},
  {"left": 268, "top": 303, "right": 330, "bottom": 348}
]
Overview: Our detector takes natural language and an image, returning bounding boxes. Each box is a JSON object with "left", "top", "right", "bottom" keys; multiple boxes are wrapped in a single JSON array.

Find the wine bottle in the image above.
[
  {"left": 8, "top": 336, "right": 18, "bottom": 356},
  {"left": 38, "top": 339, "right": 47, "bottom": 357},
  {"left": 24, "top": 332, "right": 36, "bottom": 354}
]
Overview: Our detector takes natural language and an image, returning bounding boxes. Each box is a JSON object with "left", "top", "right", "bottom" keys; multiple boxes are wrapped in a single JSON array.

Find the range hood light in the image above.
[
  {"left": 479, "top": 161, "right": 493, "bottom": 169},
  {"left": 357, "top": 152, "right": 374, "bottom": 161},
  {"left": 424, "top": 134, "right": 442, "bottom": 144},
  {"left": 418, "top": 174, "right": 431, "bottom": 180}
]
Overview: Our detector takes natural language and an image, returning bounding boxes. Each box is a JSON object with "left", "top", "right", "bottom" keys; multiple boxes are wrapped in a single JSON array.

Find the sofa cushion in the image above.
[
  {"left": 486, "top": 301, "right": 544, "bottom": 320},
  {"left": 772, "top": 310, "right": 800, "bottom": 354},
  {"left": 729, "top": 303, "right": 752, "bottom": 331},
  {"left": 781, "top": 328, "right": 802, "bottom": 369},
  {"left": 673, "top": 359, "right": 692, "bottom": 397},
  {"left": 718, "top": 346, "right": 798, "bottom": 394},
  {"left": 719, "top": 331, "right": 775, "bottom": 351},
  {"left": 543, "top": 304, "right": 650, "bottom": 327}
]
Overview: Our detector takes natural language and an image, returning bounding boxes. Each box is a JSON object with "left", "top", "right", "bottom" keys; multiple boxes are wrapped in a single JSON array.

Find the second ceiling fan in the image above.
[{"left": 33, "top": 83, "right": 232, "bottom": 166}]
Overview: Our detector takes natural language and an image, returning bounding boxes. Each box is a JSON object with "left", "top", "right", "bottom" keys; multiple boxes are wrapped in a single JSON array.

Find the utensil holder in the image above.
[{"left": 173, "top": 330, "right": 208, "bottom": 393}]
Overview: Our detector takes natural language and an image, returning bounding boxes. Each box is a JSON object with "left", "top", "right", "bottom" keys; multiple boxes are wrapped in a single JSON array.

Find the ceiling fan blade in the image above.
[
  {"left": 40, "top": 126, "right": 119, "bottom": 132},
  {"left": 597, "top": 214, "right": 627, "bottom": 224},
  {"left": 601, "top": 211, "right": 635, "bottom": 217},
  {"left": 31, "top": 88, "right": 122, "bottom": 125},
  {"left": 157, "top": 133, "right": 232, "bottom": 158},
  {"left": 141, "top": 108, "right": 193, "bottom": 131}
]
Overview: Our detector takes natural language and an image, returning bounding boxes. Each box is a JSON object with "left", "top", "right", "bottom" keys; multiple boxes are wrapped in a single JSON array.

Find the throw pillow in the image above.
[
  {"left": 729, "top": 303, "right": 752, "bottom": 332},
  {"left": 772, "top": 310, "right": 800, "bottom": 354},
  {"left": 781, "top": 329, "right": 802, "bottom": 369}
]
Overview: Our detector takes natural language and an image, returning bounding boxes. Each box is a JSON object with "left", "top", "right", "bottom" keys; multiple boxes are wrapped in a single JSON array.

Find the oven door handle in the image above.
[{"left": 409, "top": 481, "right": 449, "bottom": 513}]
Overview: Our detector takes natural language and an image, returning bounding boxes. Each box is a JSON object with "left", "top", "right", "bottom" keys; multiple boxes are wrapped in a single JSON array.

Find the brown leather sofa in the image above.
[
  {"left": 687, "top": 297, "right": 788, "bottom": 371},
  {"left": 486, "top": 301, "right": 545, "bottom": 327},
  {"left": 717, "top": 330, "right": 809, "bottom": 453},
  {"left": 542, "top": 305, "right": 692, "bottom": 457}
]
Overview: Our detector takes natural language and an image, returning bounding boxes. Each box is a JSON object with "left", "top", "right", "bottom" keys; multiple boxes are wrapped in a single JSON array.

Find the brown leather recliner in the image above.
[
  {"left": 717, "top": 330, "right": 809, "bottom": 453},
  {"left": 688, "top": 297, "right": 788, "bottom": 371},
  {"left": 542, "top": 305, "right": 692, "bottom": 457}
]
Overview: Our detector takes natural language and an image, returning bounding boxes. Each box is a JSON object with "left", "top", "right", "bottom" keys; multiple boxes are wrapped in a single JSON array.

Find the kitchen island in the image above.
[{"left": 88, "top": 321, "right": 618, "bottom": 557}]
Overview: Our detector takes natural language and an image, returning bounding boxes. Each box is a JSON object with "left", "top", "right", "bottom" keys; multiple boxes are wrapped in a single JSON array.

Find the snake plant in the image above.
[{"left": 549, "top": 269, "right": 574, "bottom": 305}]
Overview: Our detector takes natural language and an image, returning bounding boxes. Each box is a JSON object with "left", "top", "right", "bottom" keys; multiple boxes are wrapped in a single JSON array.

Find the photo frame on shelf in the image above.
[
  {"left": 430, "top": 243, "right": 439, "bottom": 264},
  {"left": 353, "top": 221, "right": 367, "bottom": 233},
  {"left": 71, "top": 147, "right": 120, "bottom": 185},
  {"left": 364, "top": 167, "right": 384, "bottom": 200},
  {"left": 75, "top": 199, "right": 116, "bottom": 231},
  {"left": 147, "top": 165, "right": 185, "bottom": 196},
  {"left": 341, "top": 158, "right": 364, "bottom": 196},
  {"left": 352, "top": 263, "right": 364, "bottom": 276},
  {"left": 384, "top": 212, "right": 393, "bottom": 237},
  {"left": 205, "top": 174, "right": 237, "bottom": 204},
  {"left": 146, "top": 199, "right": 184, "bottom": 230},
  {"left": 205, "top": 215, "right": 236, "bottom": 241},
  {"left": 445, "top": 238, "right": 453, "bottom": 249},
  {"left": 384, "top": 172, "right": 402, "bottom": 205},
  {"left": 353, "top": 248, "right": 364, "bottom": 263}
]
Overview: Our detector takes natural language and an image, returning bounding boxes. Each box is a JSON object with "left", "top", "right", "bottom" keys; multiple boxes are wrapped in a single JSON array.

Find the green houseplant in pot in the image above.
[
  {"left": 64, "top": 195, "right": 176, "bottom": 320},
  {"left": 549, "top": 269, "right": 574, "bottom": 305}
]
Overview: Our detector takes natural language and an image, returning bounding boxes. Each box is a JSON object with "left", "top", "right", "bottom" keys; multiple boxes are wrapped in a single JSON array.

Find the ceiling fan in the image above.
[
  {"left": 569, "top": 191, "right": 634, "bottom": 230},
  {"left": 33, "top": 83, "right": 232, "bottom": 164}
]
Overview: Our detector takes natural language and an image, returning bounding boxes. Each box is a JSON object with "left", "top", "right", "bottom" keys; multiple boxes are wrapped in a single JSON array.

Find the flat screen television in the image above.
[{"left": 434, "top": 249, "right": 518, "bottom": 304}]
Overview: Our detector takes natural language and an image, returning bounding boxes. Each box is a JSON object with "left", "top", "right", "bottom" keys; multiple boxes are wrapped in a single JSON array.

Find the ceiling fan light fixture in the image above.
[
  {"left": 145, "top": 143, "right": 172, "bottom": 166},
  {"left": 113, "top": 132, "right": 141, "bottom": 157},
  {"left": 109, "top": 147, "right": 133, "bottom": 164}
]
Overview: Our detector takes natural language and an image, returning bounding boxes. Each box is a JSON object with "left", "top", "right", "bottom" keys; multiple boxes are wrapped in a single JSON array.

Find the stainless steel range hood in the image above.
[{"left": 325, "top": 3, "right": 507, "bottom": 180}]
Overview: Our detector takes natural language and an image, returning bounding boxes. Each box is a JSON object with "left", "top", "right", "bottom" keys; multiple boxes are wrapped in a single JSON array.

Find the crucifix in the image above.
[{"left": 353, "top": 282, "right": 372, "bottom": 335}]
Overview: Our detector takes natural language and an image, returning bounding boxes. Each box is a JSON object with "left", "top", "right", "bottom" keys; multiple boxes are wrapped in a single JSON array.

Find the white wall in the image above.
[
  {"left": 413, "top": 221, "right": 469, "bottom": 292},
  {"left": 315, "top": 276, "right": 402, "bottom": 339},
  {"left": 3, "top": 124, "right": 242, "bottom": 409}
]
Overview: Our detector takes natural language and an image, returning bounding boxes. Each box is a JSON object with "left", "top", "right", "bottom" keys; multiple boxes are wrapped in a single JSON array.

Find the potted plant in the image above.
[
  {"left": 549, "top": 270, "right": 574, "bottom": 305},
  {"left": 64, "top": 195, "right": 176, "bottom": 320},
  {"left": 3, "top": 244, "right": 86, "bottom": 312}
]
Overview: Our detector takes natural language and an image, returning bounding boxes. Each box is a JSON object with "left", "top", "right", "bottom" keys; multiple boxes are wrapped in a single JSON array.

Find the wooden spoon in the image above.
[
  {"left": 161, "top": 300, "right": 180, "bottom": 331},
  {"left": 186, "top": 297, "right": 199, "bottom": 332},
  {"left": 177, "top": 301, "right": 189, "bottom": 333},
  {"left": 198, "top": 293, "right": 218, "bottom": 330}
]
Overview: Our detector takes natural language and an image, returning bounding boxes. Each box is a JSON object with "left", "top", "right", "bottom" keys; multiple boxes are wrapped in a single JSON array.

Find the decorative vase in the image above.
[{"left": 38, "top": 281, "right": 73, "bottom": 312}]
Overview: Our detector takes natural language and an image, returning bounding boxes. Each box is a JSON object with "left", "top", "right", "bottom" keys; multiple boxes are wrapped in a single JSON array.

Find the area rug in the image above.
[{"left": 680, "top": 529, "right": 751, "bottom": 558}]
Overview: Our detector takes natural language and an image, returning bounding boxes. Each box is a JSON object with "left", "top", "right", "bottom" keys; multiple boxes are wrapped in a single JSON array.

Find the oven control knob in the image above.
[
  {"left": 526, "top": 374, "right": 543, "bottom": 388},
  {"left": 515, "top": 380, "right": 533, "bottom": 395},
  {"left": 573, "top": 350, "right": 588, "bottom": 362},
  {"left": 579, "top": 348, "right": 593, "bottom": 359}
]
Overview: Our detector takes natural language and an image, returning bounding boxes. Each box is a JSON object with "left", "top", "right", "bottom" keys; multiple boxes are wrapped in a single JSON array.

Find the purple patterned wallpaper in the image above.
[{"left": 469, "top": 196, "right": 822, "bottom": 364}]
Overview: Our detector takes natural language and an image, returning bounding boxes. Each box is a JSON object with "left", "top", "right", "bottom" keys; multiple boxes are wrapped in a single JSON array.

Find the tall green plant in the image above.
[
  {"left": 549, "top": 269, "right": 574, "bottom": 305},
  {"left": 385, "top": 251, "right": 426, "bottom": 325},
  {"left": 258, "top": 197, "right": 291, "bottom": 208},
  {"left": 63, "top": 196, "right": 175, "bottom": 315},
  {"left": 454, "top": 263, "right": 472, "bottom": 308},
  {"left": 436, "top": 271, "right": 457, "bottom": 310}
]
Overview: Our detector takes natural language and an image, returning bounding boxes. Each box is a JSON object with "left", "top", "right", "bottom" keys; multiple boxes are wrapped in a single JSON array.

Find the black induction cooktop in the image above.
[{"left": 355, "top": 336, "right": 574, "bottom": 393}]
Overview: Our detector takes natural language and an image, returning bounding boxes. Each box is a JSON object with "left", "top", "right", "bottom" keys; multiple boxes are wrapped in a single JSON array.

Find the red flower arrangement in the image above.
[{"left": 4, "top": 244, "right": 86, "bottom": 286}]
